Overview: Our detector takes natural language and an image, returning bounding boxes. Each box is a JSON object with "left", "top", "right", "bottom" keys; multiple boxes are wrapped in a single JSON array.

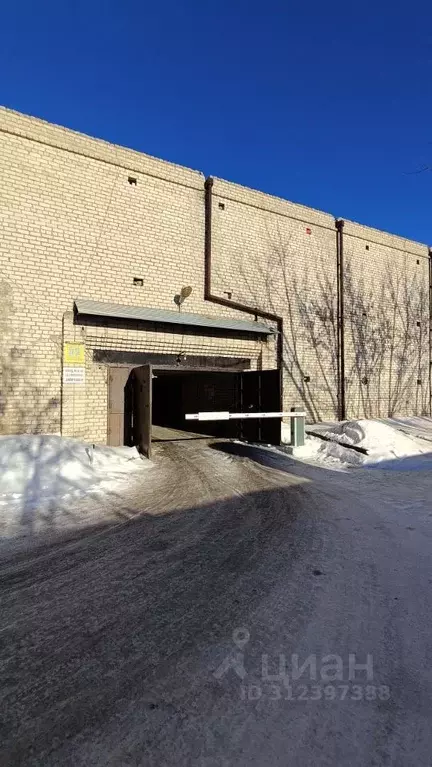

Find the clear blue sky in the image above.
[{"left": 1, "top": 0, "right": 431, "bottom": 243}]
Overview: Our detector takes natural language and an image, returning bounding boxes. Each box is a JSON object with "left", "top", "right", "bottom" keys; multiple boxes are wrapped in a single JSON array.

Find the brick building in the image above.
[{"left": 0, "top": 107, "right": 430, "bottom": 451}]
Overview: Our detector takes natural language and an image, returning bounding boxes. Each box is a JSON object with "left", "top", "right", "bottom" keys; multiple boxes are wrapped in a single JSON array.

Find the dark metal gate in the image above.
[
  {"left": 130, "top": 364, "right": 153, "bottom": 459},
  {"left": 175, "top": 368, "right": 281, "bottom": 444},
  {"left": 239, "top": 369, "right": 281, "bottom": 444}
]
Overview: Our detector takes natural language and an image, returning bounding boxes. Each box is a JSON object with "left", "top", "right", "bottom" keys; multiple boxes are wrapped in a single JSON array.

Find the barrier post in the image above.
[{"left": 290, "top": 406, "right": 305, "bottom": 448}]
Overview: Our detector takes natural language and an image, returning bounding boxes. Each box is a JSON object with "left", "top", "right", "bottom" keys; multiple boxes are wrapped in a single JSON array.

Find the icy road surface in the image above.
[{"left": 1, "top": 439, "right": 432, "bottom": 766}]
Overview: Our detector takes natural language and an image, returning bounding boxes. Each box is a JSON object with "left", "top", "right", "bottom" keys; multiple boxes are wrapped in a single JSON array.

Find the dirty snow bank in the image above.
[
  {"left": 0, "top": 435, "right": 146, "bottom": 512},
  {"left": 282, "top": 418, "right": 432, "bottom": 469},
  {"left": 315, "top": 419, "right": 431, "bottom": 462}
]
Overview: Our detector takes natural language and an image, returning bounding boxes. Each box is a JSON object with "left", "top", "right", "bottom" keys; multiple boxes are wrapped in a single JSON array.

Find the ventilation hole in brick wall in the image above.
[
  {"left": 417, "top": 259, "right": 420, "bottom": 265},
  {"left": 365, "top": 245, "right": 370, "bottom": 250},
  {"left": 362, "top": 311, "right": 367, "bottom": 317},
  {"left": 304, "top": 375, "right": 311, "bottom": 383},
  {"left": 361, "top": 377, "right": 368, "bottom": 385},
  {"left": 133, "top": 277, "right": 143, "bottom": 286},
  {"left": 417, "top": 321, "right": 421, "bottom": 327},
  {"left": 128, "top": 176, "right": 137, "bottom": 185},
  {"left": 417, "top": 379, "right": 422, "bottom": 385},
  {"left": 218, "top": 202, "right": 225, "bottom": 210}
]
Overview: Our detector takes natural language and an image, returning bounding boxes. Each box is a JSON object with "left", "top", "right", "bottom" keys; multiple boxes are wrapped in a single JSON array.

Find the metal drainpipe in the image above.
[
  {"left": 335, "top": 218, "right": 346, "bottom": 421},
  {"left": 204, "top": 177, "right": 284, "bottom": 409},
  {"left": 429, "top": 248, "right": 432, "bottom": 416},
  {"left": 60, "top": 311, "right": 66, "bottom": 436}
]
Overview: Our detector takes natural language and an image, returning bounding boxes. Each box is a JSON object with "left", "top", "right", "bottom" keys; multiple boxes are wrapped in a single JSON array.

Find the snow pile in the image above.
[
  {"left": 317, "top": 419, "right": 430, "bottom": 463},
  {"left": 0, "top": 435, "right": 146, "bottom": 513},
  {"left": 282, "top": 418, "right": 432, "bottom": 470},
  {"left": 290, "top": 434, "right": 365, "bottom": 468},
  {"left": 380, "top": 416, "right": 432, "bottom": 444}
]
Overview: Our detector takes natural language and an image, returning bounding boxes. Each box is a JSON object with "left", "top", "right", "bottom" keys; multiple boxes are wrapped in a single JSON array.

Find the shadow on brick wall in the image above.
[{"left": 238, "top": 228, "right": 429, "bottom": 421}]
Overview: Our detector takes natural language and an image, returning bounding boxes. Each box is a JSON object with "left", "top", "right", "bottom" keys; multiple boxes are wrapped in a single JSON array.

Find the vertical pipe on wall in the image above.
[
  {"left": 335, "top": 218, "right": 346, "bottom": 421},
  {"left": 60, "top": 313, "right": 65, "bottom": 435},
  {"left": 429, "top": 248, "right": 432, "bottom": 416},
  {"left": 204, "top": 176, "right": 213, "bottom": 299},
  {"left": 204, "top": 176, "right": 284, "bottom": 410}
]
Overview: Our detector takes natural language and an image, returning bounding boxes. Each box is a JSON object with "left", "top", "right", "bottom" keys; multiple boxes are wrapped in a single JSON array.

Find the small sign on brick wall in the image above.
[
  {"left": 63, "top": 366, "right": 85, "bottom": 385},
  {"left": 63, "top": 343, "right": 85, "bottom": 366}
]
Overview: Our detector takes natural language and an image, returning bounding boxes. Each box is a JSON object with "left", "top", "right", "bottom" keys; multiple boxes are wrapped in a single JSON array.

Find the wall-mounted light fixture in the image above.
[{"left": 174, "top": 285, "right": 193, "bottom": 310}]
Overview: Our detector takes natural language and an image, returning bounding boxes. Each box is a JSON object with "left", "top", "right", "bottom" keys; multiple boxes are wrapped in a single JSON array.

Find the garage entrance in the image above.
[
  {"left": 110, "top": 364, "right": 281, "bottom": 458},
  {"left": 152, "top": 369, "right": 241, "bottom": 442}
]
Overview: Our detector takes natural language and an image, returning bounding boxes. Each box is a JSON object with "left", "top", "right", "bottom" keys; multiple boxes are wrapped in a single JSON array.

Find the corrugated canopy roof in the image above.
[{"left": 74, "top": 299, "right": 274, "bottom": 336}]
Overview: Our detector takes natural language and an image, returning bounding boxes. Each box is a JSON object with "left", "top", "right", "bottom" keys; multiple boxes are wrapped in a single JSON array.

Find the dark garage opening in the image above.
[
  {"left": 109, "top": 364, "right": 281, "bottom": 457},
  {"left": 152, "top": 370, "right": 241, "bottom": 440}
]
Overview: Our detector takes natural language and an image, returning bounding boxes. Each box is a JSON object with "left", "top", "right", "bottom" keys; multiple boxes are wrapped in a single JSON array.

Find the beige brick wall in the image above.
[
  {"left": 211, "top": 177, "right": 339, "bottom": 421},
  {"left": 0, "top": 108, "right": 275, "bottom": 440},
  {"left": 211, "top": 177, "right": 430, "bottom": 420},
  {"left": 0, "top": 106, "right": 429, "bottom": 439},
  {"left": 342, "top": 220, "right": 429, "bottom": 418}
]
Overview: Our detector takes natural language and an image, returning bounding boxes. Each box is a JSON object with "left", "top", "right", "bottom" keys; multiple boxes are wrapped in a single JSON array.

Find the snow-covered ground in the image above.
[
  {"left": 2, "top": 418, "right": 432, "bottom": 546},
  {"left": 3, "top": 432, "right": 432, "bottom": 765},
  {"left": 282, "top": 416, "right": 432, "bottom": 470},
  {"left": 0, "top": 435, "right": 149, "bottom": 541}
]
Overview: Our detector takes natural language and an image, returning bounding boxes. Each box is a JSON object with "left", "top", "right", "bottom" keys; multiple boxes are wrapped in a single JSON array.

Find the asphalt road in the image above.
[{"left": 1, "top": 439, "right": 432, "bottom": 766}]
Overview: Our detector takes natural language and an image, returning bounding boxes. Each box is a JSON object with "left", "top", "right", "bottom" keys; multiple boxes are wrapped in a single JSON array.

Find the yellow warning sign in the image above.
[{"left": 63, "top": 343, "right": 85, "bottom": 366}]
